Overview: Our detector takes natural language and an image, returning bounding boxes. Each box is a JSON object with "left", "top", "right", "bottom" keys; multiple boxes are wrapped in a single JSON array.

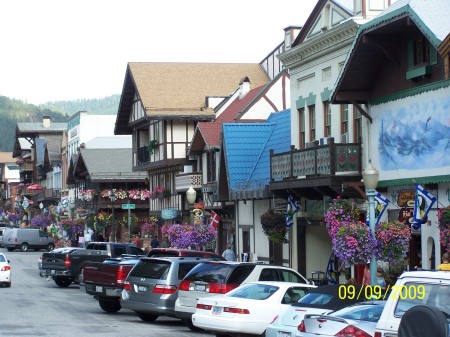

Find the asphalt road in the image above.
[{"left": 0, "top": 248, "right": 212, "bottom": 337}]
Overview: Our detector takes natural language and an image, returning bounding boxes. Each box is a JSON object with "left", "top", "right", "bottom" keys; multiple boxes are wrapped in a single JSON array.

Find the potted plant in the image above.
[{"left": 260, "top": 209, "right": 288, "bottom": 244}]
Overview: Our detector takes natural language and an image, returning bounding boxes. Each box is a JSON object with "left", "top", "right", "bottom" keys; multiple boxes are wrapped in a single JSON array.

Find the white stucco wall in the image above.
[{"left": 305, "top": 226, "right": 332, "bottom": 278}]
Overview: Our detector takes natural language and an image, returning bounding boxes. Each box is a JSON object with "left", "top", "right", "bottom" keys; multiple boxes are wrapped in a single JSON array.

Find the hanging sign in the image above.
[{"left": 162, "top": 208, "right": 177, "bottom": 220}]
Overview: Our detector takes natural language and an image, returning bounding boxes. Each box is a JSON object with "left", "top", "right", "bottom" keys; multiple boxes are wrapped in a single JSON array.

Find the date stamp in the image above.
[{"left": 338, "top": 285, "right": 426, "bottom": 301}]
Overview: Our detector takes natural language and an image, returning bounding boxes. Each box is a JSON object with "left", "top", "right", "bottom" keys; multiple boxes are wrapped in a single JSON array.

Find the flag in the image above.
[
  {"left": 413, "top": 184, "right": 436, "bottom": 230},
  {"left": 366, "top": 192, "right": 390, "bottom": 226},
  {"left": 210, "top": 210, "right": 221, "bottom": 229},
  {"left": 286, "top": 194, "right": 300, "bottom": 227}
]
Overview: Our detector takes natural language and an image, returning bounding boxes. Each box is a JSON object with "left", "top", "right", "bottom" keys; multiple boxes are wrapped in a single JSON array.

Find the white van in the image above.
[
  {"left": 3, "top": 228, "right": 55, "bottom": 252},
  {"left": 0, "top": 226, "right": 8, "bottom": 248}
]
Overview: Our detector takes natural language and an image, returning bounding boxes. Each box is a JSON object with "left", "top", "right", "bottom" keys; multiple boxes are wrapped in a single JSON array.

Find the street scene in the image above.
[{"left": 0, "top": 0, "right": 450, "bottom": 336}]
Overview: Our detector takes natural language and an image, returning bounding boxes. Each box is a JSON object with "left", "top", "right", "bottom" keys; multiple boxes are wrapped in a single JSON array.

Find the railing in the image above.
[
  {"left": 270, "top": 139, "right": 361, "bottom": 180},
  {"left": 19, "top": 162, "right": 34, "bottom": 172},
  {"left": 36, "top": 188, "right": 61, "bottom": 201},
  {"left": 175, "top": 172, "right": 203, "bottom": 192}
]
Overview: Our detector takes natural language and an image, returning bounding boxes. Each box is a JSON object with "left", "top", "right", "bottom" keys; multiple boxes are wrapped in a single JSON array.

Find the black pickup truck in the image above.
[{"left": 42, "top": 242, "right": 144, "bottom": 287}]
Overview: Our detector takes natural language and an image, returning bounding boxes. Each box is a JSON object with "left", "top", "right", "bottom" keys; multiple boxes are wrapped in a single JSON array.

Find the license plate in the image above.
[
  {"left": 138, "top": 285, "right": 147, "bottom": 292},
  {"left": 212, "top": 306, "right": 223, "bottom": 315},
  {"left": 95, "top": 286, "right": 103, "bottom": 293},
  {"left": 277, "top": 332, "right": 291, "bottom": 337},
  {"left": 50, "top": 270, "right": 56, "bottom": 275},
  {"left": 195, "top": 284, "right": 206, "bottom": 291}
]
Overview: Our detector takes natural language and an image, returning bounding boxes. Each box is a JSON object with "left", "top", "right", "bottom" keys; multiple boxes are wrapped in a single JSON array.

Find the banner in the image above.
[
  {"left": 366, "top": 192, "right": 390, "bottom": 226},
  {"left": 412, "top": 184, "right": 436, "bottom": 229},
  {"left": 210, "top": 210, "right": 221, "bottom": 229},
  {"left": 286, "top": 194, "right": 300, "bottom": 227}
]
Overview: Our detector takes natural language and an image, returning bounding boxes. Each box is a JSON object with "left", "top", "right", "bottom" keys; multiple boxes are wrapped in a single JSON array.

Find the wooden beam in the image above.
[{"left": 351, "top": 101, "right": 372, "bottom": 124}]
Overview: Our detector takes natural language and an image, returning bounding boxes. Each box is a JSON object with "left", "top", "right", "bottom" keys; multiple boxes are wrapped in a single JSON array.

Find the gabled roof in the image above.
[
  {"left": 222, "top": 109, "right": 291, "bottom": 192},
  {"left": 189, "top": 70, "right": 288, "bottom": 152},
  {"left": 331, "top": 0, "right": 450, "bottom": 103},
  {"left": 75, "top": 148, "right": 147, "bottom": 182},
  {"left": 16, "top": 122, "right": 67, "bottom": 135},
  {"left": 292, "top": 0, "right": 353, "bottom": 47},
  {"left": 115, "top": 62, "right": 270, "bottom": 134}
]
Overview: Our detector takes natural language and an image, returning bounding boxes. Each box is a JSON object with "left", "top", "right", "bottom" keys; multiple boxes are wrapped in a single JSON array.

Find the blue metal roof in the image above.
[{"left": 222, "top": 109, "right": 291, "bottom": 192}]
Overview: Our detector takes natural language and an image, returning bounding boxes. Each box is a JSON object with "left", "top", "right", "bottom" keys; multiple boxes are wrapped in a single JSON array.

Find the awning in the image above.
[{"left": 377, "top": 175, "right": 450, "bottom": 188}]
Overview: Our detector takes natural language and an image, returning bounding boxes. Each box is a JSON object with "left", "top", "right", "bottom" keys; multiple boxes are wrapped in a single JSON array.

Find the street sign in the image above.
[{"left": 122, "top": 204, "right": 136, "bottom": 210}]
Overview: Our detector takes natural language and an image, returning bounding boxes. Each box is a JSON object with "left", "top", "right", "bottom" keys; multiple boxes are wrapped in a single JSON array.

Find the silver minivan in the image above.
[{"left": 3, "top": 228, "right": 55, "bottom": 252}]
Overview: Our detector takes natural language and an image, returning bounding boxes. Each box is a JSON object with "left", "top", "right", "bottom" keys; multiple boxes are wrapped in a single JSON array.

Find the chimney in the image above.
[
  {"left": 284, "top": 26, "right": 302, "bottom": 51},
  {"left": 239, "top": 76, "right": 251, "bottom": 100},
  {"left": 43, "top": 116, "right": 51, "bottom": 128}
]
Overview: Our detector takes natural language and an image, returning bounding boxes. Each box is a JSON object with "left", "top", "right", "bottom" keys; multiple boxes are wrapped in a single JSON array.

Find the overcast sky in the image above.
[{"left": 0, "top": 0, "right": 353, "bottom": 105}]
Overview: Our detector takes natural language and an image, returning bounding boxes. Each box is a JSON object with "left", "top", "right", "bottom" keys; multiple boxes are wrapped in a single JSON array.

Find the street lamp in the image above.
[
  {"left": 109, "top": 190, "right": 116, "bottom": 242},
  {"left": 186, "top": 186, "right": 197, "bottom": 204},
  {"left": 362, "top": 160, "right": 379, "bottom": 286}
]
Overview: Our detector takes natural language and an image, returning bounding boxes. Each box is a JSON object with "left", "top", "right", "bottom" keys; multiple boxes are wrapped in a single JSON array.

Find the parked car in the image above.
[
  {"left": 42, "top": 242, "right": 144, "bottom": 287},
  {"left": 38, "top": 247, "right": 84, "bottom": 277},
  {"left": 296, "top": 300, "right": 386, "bottom": 337},
  {"left": 80, "top": 256, "right": 141, "bottom": 313},
  {"left": 266, "top": 284, "right": 367, "bottom": 337},
  {"left": 2, "top": 228, "right": 55, "bottom": 252},
  {"left": 0, "top": 252, "right": 11, "bottom": 287},
  {"left": 121, "top": 257, "right": 211, "bottom": 321},
  {"left": 192, "top": 281, "right": 316, "bottom": 336},
  {"left": 375, "top": 270, "right": 450, "bottom": 337},
  {"left": 174, "top": 261, "right": 309, "bottom": 331},
  {"left": 147, "top": 248, "right": 225, "bottom": 260}
]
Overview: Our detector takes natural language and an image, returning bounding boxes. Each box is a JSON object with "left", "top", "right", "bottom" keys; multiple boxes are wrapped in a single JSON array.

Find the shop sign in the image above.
[{"left": 162, "top": 208, "right": 177, "bottom": 219}]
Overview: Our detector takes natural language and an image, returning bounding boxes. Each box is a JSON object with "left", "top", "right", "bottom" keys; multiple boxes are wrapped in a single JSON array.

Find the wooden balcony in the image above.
[
  {"left": 175, "top": 172, "right": 203, "bottom": 192},
  {"left": 19, "top": 162, "right": 34, "bottom": 173},
  {"left": 269, "top": 139, "right": 364, "bottom": 200},
  {"left": 36, "top": 188, "right": 61, "bottom": 202}
]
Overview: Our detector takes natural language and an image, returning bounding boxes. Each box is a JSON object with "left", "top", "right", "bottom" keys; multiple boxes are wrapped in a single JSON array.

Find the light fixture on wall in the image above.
[{"left": 186, "top": 186, "right": 197, "bottom": 204}]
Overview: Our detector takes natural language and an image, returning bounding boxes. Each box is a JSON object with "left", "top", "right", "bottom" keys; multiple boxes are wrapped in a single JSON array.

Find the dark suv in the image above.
[
  {"left": 174, "top": 261, "right": 309, "bottom": 330},
  {"left": 120, "top": 257, "right": 210, "bottom": 322}
]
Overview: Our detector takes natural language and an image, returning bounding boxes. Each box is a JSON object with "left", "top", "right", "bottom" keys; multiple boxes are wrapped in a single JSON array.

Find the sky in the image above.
[{"left": 0, "top": 0, "right": 352, "bottom": 105}]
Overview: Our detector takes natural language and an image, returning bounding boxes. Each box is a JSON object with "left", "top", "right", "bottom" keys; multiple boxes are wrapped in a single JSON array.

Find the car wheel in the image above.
[
  {"left": 54, "top": 277, "right": 72, "bottom": 288},
  {"left": 47, "top": 243, "right": 55, "bottom": 251},
  {"left": 136, "top": 312, "right": 159, "bottom": 322},
  {"left": 6, "top": 282, "right": 11, "bottom": 288},
  {"left": 398, "top": 305, "right": 449, "bottom": 337},
  {"left": 98, "top": 298, "right": 121, "bottom": 313},
  {"left": 182, "top": 318, "right": 203, "bottom": 331},
  {"left": 20, "top": 243, "right": 29, "bottom": 252}
]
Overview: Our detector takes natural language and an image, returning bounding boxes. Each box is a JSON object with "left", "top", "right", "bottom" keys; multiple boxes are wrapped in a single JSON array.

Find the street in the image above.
[{"left": 0, "top": 248, "right": 212, "bottom": 337}]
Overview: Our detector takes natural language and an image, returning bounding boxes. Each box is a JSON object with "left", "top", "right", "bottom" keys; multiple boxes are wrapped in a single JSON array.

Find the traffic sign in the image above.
[{"left": 122, "top": 204, "right": 136, "bottom": 210}]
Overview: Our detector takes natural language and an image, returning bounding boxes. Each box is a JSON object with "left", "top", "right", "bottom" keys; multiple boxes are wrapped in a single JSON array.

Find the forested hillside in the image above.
[{"left": 0, "top": 94, "right": 120, "bottom": 152}]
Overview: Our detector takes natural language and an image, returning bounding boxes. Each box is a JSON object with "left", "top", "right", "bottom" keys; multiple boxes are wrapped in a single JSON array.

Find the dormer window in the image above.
[{"left": 406, "top": 37, "right": 437, "bottom": 80}]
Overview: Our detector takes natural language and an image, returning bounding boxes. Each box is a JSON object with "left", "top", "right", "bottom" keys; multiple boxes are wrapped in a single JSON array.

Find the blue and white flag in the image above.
[
  {"left": 286, "top": 194, "right": 300, "bottom": 227},
  {"left": 413, "top": 184, "right": 436, "bottom": 230},
  {"left": 366, "top": 192, "right": 390, "bottom": 226}
]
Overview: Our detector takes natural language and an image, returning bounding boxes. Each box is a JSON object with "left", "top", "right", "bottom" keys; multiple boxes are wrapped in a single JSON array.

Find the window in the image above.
[
  {"left": 406, "top": 37, "right": 437, "bottom": 80},
  {"left": 299, "top": 108, "right": 306, "bottom": 149},
  {"left": 353, "top": 107, "right": 362, "bottom": 143},
  {"left": 324, "top": 101, "right": 331, "bottom": 137},
  {"left": 341, "top": 104, "right": 349, "bottom": 135},
  {"left": 309, "top": 105, "right": 316, "bottom": 141}
]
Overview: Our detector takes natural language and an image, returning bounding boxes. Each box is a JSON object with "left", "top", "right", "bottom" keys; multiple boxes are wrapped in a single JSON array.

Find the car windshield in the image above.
[
  {"left": 0, "top": 255, "right": 6, "bottom": 262},
  {"left": 394, "top": 282, "right": 450, "bottom": 317},
  {"left": 227, "top": 283, "right": 279, "bottom": 300},
  {"left": 297, "top": 292, "right": 334, "bottom": 305},
  {"left": 329, "top": 302, "right": 386, "bottom": 322}
]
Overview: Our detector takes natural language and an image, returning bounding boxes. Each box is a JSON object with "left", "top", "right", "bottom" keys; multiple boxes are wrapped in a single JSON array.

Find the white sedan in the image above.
[
  {"left": 192, "top": 281, "right": 316, "bottom": 337},
  {"left": 0, "top": 252, "right": 11, "bottom": 287}
]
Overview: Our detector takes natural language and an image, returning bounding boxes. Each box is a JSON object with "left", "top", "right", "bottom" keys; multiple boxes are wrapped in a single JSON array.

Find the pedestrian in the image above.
[
  {"left": 377, "top": 267, "right": 386, "bottom": 288},
  {"left": 150, "top": 235, "right": 159, "bottom": 249},
  {"left": 133, "top": 234, "right": 141, "bottom": 248},
  {"left": 361, "top": 262, "right": 371, "bottom": 286},
  {"left": 222, "top": 243, "right": 236, "bottom": 261},
  {"left": 344, "top": 272, "right": 357, "bottom": 285},
  {"left": 77, "top": 231, "right": 85, "bottom": 248},
  {"left": 161, "top": 236, "right": 170, "bottom": 248},
  {"left": 437, "top": 252, "right": 450, "bottom": 271},
  {"left": 84, "top": 229, "right": 92, "bottom": 247}
]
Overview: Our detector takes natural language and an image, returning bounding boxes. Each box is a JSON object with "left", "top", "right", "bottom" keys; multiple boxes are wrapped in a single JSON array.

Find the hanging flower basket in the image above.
[
  {"left": 333, "top": 221, "right": 378, "bottom": 264},
  {"left": 438, "top": 206, "right": 450, "bottom": 250},
  {"left": 150, "top": 186, "right": 171, "bottom": 200},
  {"left": 260, "top": 209, "right": 288, "bottom": 244},
  {"left": 325, "top": 197, "right": 359, "bottom": 237},
  {"left": 78, "top": 189, "right": 97, "bottom": 201},
  {"left": 375, "top": 221, "right": 411, "bottom": 262},
  {"left": 161, "top": 223, "right": 216, "bottom": 248}
]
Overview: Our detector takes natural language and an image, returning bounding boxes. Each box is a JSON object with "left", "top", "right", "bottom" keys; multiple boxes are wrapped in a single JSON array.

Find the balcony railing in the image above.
[
  {"left": 19, "top": 162, "right": 34, "bottom": 172},
  {"left": 270, "top": 140, "right": 361, "bottom": 181},
  {"left": 36, "top": 188, "right": 62, "bottom": 202},
  {"left": 175, "top": 172, "right": 203, "bottom": 192}
]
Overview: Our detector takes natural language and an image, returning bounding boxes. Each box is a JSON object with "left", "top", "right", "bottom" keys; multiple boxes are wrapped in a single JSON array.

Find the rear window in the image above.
[
  {"left": 129, "top": 259, "right": 171, "bottom": 280},
  {"left": 298, "top": 292, "right": 334, "bottom": 305},
  {"left": 184, "top": 263, "right": 253, "bottom": 283},
  {"left": 178, "top": 262, "right": 202, "bottom": 279}
]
